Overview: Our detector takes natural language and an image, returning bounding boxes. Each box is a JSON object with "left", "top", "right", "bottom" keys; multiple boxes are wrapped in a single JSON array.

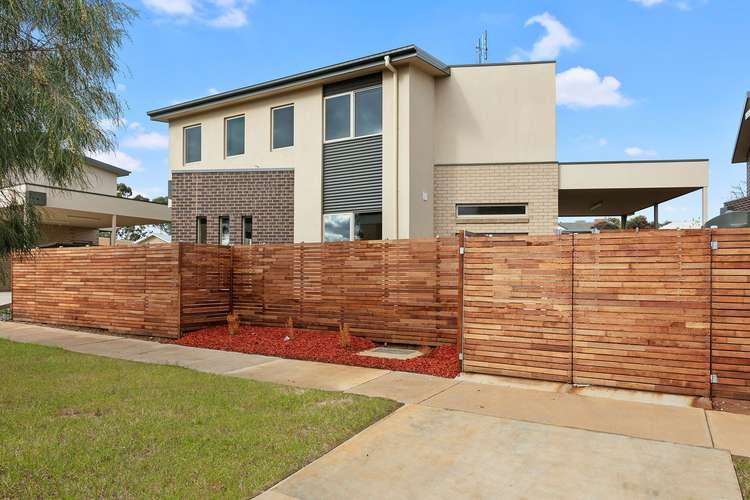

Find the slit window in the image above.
[
  {"left": 196, "top": 216, "right": 207, "bottom": 243},
  {"left": 219, "top": 216, "right": 230, "bottom": 245},
  {"left": 242, "top": 216, "right": 253, "bottom": 245},
  {"left": 456, "top": 204, "right": 527, "bottom": 217}
]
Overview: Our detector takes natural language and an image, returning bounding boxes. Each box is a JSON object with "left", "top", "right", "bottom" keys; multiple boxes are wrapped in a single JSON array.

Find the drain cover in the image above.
[{"left": 358, "top": 347, "right": 423, "bottom": 360}]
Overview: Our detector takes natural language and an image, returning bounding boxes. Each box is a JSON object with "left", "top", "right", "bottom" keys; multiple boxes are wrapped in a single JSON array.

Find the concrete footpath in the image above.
[{"left": 1, "top": 321, "right": 747, "bottom": 499}]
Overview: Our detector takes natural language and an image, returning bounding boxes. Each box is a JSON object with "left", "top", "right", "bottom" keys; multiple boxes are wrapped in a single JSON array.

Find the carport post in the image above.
[
  {"left": 621, "top": 215, "right": 627, "bottom": 229},
  {"left": 110, "top": 214, "right": 117, "bottom": 246},
  {"left": 654, "top": 203, "right": 659, "bottom": 228},
  {"left": 701, "top": 187, "right": 708, "bottom": 226}
]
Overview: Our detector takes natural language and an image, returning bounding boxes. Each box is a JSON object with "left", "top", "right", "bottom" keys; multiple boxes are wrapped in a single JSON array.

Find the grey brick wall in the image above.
[
  {"left": 171, "top": 169, "right": 294, "bottom": 244},
  {"left": 433, "top": 163, "right": 559, "bottom": 236}
]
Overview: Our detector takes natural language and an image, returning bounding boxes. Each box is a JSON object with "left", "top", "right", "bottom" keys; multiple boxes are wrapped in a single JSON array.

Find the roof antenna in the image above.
[{"left": 475, "top": 30, "right": 488, "bottom": 64}]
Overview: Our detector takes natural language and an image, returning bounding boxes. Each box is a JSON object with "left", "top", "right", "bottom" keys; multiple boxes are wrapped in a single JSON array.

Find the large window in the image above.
[
  {"left": 196, "top": 216, "right": 207, "bottom": 243},
  {"left": 184, "top": 124, "right": 201, "bottom": 163},
  {"left": 272, "top": 105, "right": 294, "bottom": 149},
  {"left": 225, "top": 115, "right": 245, "bottom": 157},
  {"left": 323, "top": 212, "right": 382, "bottom": 242},
  {"left": 324, "top": 86, "right": 382, "bottom": 142},
  {"left": 456, "top": 204, "right": 527, "bottom": 217},
  {"left": 219, "top": 216, "right": 230, "bottom": 245},
  {"left": 242, "top": 216, "right": 253, "bottom": 245}
]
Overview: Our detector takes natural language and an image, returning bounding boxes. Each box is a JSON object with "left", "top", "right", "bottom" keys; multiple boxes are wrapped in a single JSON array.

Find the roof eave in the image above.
[
  {"left": 731, "top": 92, "right": 750, "bottom": 164},
  {"left": 147, "top": 45, "right": 449, "bottom": 122},
  {"left": 84, "top": 156, "right": 130, "bottom": 177}
]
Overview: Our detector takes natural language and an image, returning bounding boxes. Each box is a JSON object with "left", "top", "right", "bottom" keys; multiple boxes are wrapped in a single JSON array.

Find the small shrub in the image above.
[
  {"left": 286, "top": 317, "right": 294, "bottom": 340},
  {"left": 338, "top": 322, "right": 351, "bottom": 349},
  {"left": 227, "top": 311, "right": 239, "bottom": 336}
]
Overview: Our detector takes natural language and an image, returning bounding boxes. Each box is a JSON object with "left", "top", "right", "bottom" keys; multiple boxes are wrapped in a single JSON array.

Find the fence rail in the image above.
[{"left": 9, "top": 229, "right": 750, "bottom": 400}]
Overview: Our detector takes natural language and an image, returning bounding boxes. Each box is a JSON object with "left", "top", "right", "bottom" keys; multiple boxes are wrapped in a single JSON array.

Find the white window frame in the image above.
[
  {"left": 323, "top": 212, "right": 354, "bottom": 242},
  {"left": 323, "top": 85, "right": 382, "bottom": 144},
  {"left": 271, "top": 104, "right": 294, "bottom": 150},
  {"left": 224, "top": 114, "right": 245, "bottom": 158},
  {"left": 183, "top": 124, "right": 202, "bottom": 164},
  {"left": 455, "top": 203, "right": 528, "bottom": 218}
]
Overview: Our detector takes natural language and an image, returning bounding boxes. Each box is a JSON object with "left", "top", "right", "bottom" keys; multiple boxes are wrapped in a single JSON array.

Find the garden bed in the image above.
[{"left": 173, "top": 325, "right": 460, "bottom": 378}]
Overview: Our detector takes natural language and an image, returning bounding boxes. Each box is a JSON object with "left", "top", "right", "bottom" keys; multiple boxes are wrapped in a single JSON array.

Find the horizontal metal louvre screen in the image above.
[
  {"left": 323, "top": 135, "right": 382, "bottom": 213},
  {"left": 323, "top": 73, "right": 382, "bottom": 96}
]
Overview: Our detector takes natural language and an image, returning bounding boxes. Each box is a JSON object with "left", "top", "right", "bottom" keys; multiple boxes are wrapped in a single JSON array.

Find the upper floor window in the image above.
[
  {"left": 184, "top": 124, "right": 201, "bottom": 163},
  {"left": 324, "top": 86, "right": 382, "bottom": 142},
  {"left": 225, "top": 115, "right": 245, "bottom": 157},
  {"left": 272, "top": 105, "right": 294, "bottom": 149}
]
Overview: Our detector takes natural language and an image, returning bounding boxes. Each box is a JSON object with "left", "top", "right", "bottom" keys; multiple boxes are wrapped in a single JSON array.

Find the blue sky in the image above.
[{"left": 102, "top": 0, "right": 750, "bottom": 223}]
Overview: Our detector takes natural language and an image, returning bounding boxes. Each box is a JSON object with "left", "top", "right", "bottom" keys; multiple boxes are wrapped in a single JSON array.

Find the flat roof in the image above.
[
  {"left": 147, "top": 45, "right": 449, "bottom": 122},
  {"left": 732, "top": 91, "right": 750, "bottom": 163},
  {"left": 85, "top": 156, "right": 130, "bottom": 177}
]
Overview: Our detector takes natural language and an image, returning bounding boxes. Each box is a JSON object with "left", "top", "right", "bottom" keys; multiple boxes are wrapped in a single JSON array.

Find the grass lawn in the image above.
[
  {"left": 0, "top": 339, "right": 400, "bottom": 498},
  {"left": 736, "top": 456, "right": 750, "bottom": 499}
]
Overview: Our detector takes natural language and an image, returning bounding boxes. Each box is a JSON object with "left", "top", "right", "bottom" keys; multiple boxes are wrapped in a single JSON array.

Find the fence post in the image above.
[
  {"left": 458, "top": 230, "right": 465, "bottom": 371},
  {"left": 177, "top": 243, "right": 183, "bottom": 337}
]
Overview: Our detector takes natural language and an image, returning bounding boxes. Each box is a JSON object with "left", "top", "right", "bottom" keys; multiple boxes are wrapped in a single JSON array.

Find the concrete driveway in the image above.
[{"left": 261, "top": 404, "right": 741, "bottom": 500}]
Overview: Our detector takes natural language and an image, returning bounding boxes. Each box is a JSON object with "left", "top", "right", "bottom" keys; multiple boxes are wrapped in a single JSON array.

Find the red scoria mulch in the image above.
[{"left": 173, "top": 325, "right": 460, "bottom": 378}]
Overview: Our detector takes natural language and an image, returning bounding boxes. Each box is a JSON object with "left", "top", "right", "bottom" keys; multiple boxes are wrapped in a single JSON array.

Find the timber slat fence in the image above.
[{"left": 10, "top": 229, "right": 750, "bottom": 399}]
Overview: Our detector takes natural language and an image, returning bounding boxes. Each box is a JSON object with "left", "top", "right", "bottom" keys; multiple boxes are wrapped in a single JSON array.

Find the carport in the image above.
[{"left": 558, "top": 159, "right": 709, "bottom": 226}]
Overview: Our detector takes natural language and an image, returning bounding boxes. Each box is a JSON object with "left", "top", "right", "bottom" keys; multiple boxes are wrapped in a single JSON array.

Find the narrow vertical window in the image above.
[
  {"left": 272, "top": 105, "right": 294, "bottom": 149},
  {"left": 184, "top": 125, "right": 201, "bottom": 163},
  {"left": 225, "top": 115, "right": 245, "bottom": 156},
  {"left": 196, "top": 216, "right": 207, "bottom": 243},
  {"left": 219, "top": 216, "right": 230, "bottom": 245},
  {"left": 242, "top": 216, "right": 253, "bottom": 245}
]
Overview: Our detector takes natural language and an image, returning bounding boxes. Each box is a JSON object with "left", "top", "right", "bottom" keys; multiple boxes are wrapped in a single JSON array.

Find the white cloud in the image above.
[
  {"left": 123, "top": 132, "right": 168, "bottom": 150},
  {"left": 143, "top": 0, "right": 194, "bottom": 15},
  {"left": 142, "top": 0, "right": 252, "bottom": 28},
  {"left": 629, "top": 0, "right": 665, "bottom": 6},
  {"left": 207, "top": 87, "right": 219, "bottom": 95},
  {"left": 556, "top": 66, "right": 632, "bottom": 108},
  {"left": 115, "top": 82, "right": 127, "bottom": 92},
  {"left": 598, "top": 138, "right": 608, "bottom": 146},
  {"left": 509, "top": 12, "right": 579, "bottom": 61},
  {"left": 90, "top": 150, "right": 144, "bottom": 172},
  {"left": 208, "top": 7, "right": 247, "bottom": 27},
  {"left": 624, "top": 146, "right": 657, "bottom": 157},
  {"left": 128, "top": 121, "right": 143, "bottom": 131}
]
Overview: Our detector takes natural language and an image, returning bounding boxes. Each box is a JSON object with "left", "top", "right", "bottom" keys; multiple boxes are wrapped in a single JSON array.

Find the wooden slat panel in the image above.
[
  {"left": 711, "top": 228, "right": 750, "bottom": 400},
  {"left": 232, "top": 237, "right": 459, "bottom": 346},
  {"left": 11, "top": 245, "right": 180, "bottom": 338},
  {"left": 179, "top": 244, "right": 232, "bottom": 332},
  {"left": 462, "top": 234, "right": 573, "bottom": 382},
  {"left": 573, "top": 230, "right": 711, "bottom": 396}
]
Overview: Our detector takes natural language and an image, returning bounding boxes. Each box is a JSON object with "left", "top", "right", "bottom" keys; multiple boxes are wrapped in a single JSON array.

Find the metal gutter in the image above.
[{"left": 147, "top": 45, "right": 450, "bottom": 122}]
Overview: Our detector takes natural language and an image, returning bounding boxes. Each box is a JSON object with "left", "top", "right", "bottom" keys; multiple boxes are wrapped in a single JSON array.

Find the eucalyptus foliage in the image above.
[{"left": 0, "top": 0, "right": 135, "bottom": 255}]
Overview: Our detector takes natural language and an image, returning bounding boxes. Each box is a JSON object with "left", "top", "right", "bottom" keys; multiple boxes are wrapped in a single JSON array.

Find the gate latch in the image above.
[
  {"left": 710, "top": 241, "right": 719, "bottom": 251},
  {"left": 710, "top": 374, "right": 718, "bottom": 384}
]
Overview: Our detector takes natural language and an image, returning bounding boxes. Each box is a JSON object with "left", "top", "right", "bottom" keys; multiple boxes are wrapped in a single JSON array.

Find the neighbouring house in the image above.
[
  {"left": 134, "top": 231, "right": 171, "bottom": 245},
  {"left": 148, "top": 45, "right": 709, "bottom": 244},
  {"left": 2, "top": 157, "right": 170, "bottom": 246},
  {"left": 724, "top": 91, "right": 750, "bottom": 213}
]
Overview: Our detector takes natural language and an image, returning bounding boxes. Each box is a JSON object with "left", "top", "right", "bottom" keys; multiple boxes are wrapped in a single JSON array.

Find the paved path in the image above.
[{"left": 1, "top": 321, "right": 747, "bottom": 499}]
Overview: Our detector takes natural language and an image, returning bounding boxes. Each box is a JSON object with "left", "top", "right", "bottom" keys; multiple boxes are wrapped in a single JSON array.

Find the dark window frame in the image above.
[
  {"left": 323, "top": 85, "right": 382, "bottom": 143},
  {"left": 456, "top": 204, "right": 527, "bottom": 217},
  {"left": 242, "top": 215, "right": 253, "bottom": 245},
  {"left": 271, "top": 104, "right": 294, "bottom": 150},
  {"left": 224, "top": 114, "right": 245, "bottom": 157},
  {"left": 184, "top": 124, "right": 202, "bottom": 164}
]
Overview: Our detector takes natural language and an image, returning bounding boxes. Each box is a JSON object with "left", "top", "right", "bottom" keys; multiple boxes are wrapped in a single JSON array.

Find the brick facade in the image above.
[
  {"left": 433, "top": 163, "right": 559, "bottom": 236},
  {"left": 171, "top": 169, "right": 294, "bottom": 245}
]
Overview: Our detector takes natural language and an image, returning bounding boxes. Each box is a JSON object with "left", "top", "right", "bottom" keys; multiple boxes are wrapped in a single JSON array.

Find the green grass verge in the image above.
[
  {"left": 736, "top": 456, "right": 750, "bottom": 499},
  {"left": 0, "top": 338, "right": 400, "bottom": 498}
]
